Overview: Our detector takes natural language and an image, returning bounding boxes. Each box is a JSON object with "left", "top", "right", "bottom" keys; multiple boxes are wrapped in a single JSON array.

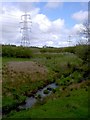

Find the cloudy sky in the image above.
[{"left": 0, "top": 1, "right": 88, "bottom": 47}]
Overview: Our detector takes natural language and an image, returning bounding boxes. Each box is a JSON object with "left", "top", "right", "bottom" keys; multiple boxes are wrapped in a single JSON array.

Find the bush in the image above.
[
  {"left": 2, "top": 96, "right": 18, "bottom": 114},
  {"left": 47, "top": 87, "right": 53, "bottom": 91},
  {"left": 52, "top": 88, "right": 56, "bottom": 93},
  {"left": 63, "top": 46, "right": 75, "bottom": 53},
  {"left": 59, "top": 77, "right": 70, "bottom": 86},
  {"left": 2, "top": 45, "right": 33, "bottom": 58},
  {"left": 43, "top": 89, "right": 49, "bottom": 94},
  {"left": 67, "top": 62, "right": 71, "bottom": 68},
  {"left": 70, "top": 71, "right": 83, "bottom": 83},
  {"left": 46, "top": 56, "right": 51, "bottom": 59},
  {"left": 35, "top": 94, "right": 42, "bottom": 99},
  {"left": 37, "top": 98, "right": 46, "bottom": 105},
  {"left": 66, "top": 93, "right": 70, "bottom": 97},
  {"left": 40, "top": 48, "right": 47, "bottom": 53},
  {"left": 75, "top": 45, "right": 89, "bottom": 63}
]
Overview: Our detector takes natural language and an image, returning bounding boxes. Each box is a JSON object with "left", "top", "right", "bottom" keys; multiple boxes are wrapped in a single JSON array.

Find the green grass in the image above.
[
  {"left": 2, "top": 48, "right": 89, "bottom": 119},
  {"left": 0, "top": 56, "right": 2, "bottom": 112},
  {"left": 31, "top": 53, "right": 83, "bottom": 74},
  {"left": 5, "top": 86, "right": 88, "bottom": 118},
  {"left": 2, "top": 57, "right": 31, "bottom": 64}
]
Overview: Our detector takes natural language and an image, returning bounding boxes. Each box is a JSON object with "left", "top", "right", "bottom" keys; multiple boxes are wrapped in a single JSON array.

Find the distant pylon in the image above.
[
  {"left": 20, "top": 12, "right": 32, "bottom": 47},
  {"left": 68, "top": 35, "right": 72, "bottom": 46}
]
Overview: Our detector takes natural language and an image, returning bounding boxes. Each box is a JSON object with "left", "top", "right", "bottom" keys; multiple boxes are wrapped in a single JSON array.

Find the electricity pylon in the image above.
[
  {"left": 68, "top": 35, "right": 72, "bottom": 46},
  {"left": 20, "top": 12, "right": 32, "bottom": 47}
]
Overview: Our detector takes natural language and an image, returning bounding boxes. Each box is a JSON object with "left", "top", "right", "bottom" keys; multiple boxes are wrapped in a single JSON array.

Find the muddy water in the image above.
[{"left": 19, "top": 83, "right": 58, "bottom": 109}]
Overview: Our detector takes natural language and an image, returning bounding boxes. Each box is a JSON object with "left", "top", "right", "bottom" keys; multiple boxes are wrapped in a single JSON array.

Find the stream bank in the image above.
[{"left": 18, "top": 83, "right": 58, "bottom": 109}]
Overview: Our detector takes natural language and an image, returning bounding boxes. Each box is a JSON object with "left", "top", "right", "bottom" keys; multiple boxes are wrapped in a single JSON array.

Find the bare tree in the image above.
[{"left": 79, "top": 21, "right": 90, "bottom": 45}]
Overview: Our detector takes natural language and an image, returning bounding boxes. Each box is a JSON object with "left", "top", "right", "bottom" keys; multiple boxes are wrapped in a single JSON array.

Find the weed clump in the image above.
[{"left": 43, "top": 89, "right": 49, "bottom": 94}]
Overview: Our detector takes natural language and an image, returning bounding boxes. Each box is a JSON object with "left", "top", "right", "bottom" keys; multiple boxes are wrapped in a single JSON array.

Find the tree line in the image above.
[{"left": 2, "top": 45, "right": 33, "bottom": 58}]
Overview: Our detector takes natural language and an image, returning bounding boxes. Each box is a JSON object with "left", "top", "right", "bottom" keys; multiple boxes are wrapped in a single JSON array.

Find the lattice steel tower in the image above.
[
  {"left": 68, "top": 35, "right": 72, "bottom": 46},
  {"left": 20, "top": 12, "right": 32, "bottom": 47}
]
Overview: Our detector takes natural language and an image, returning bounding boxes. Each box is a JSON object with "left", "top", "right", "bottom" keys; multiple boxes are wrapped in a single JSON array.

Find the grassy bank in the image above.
[
  {"left": 3, "top": 80, "right": 89, "bottom": 118},
  {"left": 2, "top": 45, "right": 89, "bottom": 118}
]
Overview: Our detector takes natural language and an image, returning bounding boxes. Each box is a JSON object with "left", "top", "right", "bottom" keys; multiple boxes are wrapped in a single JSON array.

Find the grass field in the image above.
[
  {"left": 0, "top": 56, "right": 2, "bottom": 120},
  {"left": 3, "top": 81, "right": 89, "bottom": 118},
  {"left": 2, "top": 45, "right": 89, "bottom": 119}
]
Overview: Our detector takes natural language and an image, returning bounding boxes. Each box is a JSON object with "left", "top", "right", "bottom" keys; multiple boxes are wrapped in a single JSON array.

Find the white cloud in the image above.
[
  {"left": 45, "top": 1, "right": 63, "bottom": 9},
  {"left": 52, "top": 19, "right": 65, "bottom": 32},
  {"left": 33, "top": 14, "right": 51, "bottom": 32},
  {"left": 30, "top": 13, "right": 66, "bottom": 47},
  {"left": 68, "top": 23, "right": 88, "bottom": 46},
  {"left": 1, "top": 5, "right": 23, "bottom": 44},
  {"left": 30, "top": 8, "right": 40, "bottom": 17},
  {"left": 72, "top": 23, "right": 85, "bottom": 34},
  {"left": 1, "top": 3, "right": 66, "bottom": 47},
  {"left": 46, "top": 41, "right": 53, "bottom": 45},
  {"left": 58, "top": 41, "right": 68, "bottom": 47},
  {"left": 72, "top": 10, "right": 88, "bottom": 22},
  {"left": 1, "top": 2, "right": 87, "bottom": 47}
]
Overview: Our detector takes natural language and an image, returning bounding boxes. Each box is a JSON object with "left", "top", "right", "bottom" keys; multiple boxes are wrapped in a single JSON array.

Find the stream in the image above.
[{"left": 18, "top": 83, "right": 58, "bottom": 109}]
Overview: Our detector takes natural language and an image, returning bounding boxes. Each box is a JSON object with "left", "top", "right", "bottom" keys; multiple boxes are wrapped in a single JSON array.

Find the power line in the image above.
[{"left": 20, "top": 12, "right": 32, "bottom": 47}]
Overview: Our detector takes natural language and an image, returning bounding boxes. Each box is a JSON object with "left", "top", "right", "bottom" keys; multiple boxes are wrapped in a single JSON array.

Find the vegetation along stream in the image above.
[
  {"left": 18, "top": 83, "right": 58, "bottom": 109},
  {"left": 2, "top": 45, "right": 89, "bottom": 118}
]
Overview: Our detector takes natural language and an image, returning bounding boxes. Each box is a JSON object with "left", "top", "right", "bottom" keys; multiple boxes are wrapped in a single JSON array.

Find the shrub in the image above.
[
  {"left": 75, "top": 45, "right": 89, "bottom": 62},
  {"left": 52, "top": 88, "right": 56, "bottom": 93},
  {"left": 40, "top": 48, "right": 47, "bottom": 53},
  {"left": 47, "top": 87, "right": 53, "bottom": 91},
  {"left": 2, "top": 96, "right": 18, "bottom": 114},
  {"left": 62, "top": 86, "right": 66, "bottom": 90},
  {"left": 43, "top": 89, "right": 49, "bottom": 94},
  {"left": 70, "top": 71, "right": 83, "bottom": 83},
  {"left": 66, "top": 93, "right": 70, "bottom": 97},
  {"left": 35, "top": 94, "right": 42, "bottom": 99},
  {"left": 67, "top": 62, "right": 71, "bottom": 68},
  {"left": 70, "top": 88, "right": 73, "bottom": 91},
  {"left": 2, "top": 45, "right": 33, "bottom": 58},
  {"left": 46, "top": 56, "right": 51, "bottom": 59},
  {"left": 37, "top": 98, "right": 46, "bottom": 105}
]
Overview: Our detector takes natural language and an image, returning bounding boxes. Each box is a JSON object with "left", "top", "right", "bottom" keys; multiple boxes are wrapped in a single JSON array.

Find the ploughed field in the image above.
[{"left": 2, "top": 45, "right": 89, "bottom": 119}]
